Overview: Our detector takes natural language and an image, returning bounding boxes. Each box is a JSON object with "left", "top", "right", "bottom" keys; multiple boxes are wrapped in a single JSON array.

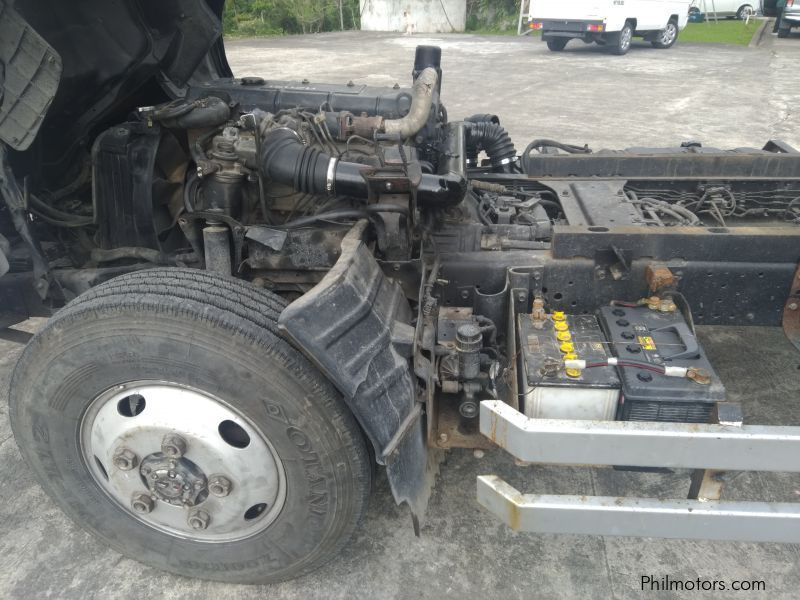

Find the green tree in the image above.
[{"left": 223, "top": 0, "right": 361, "bottom": 36}]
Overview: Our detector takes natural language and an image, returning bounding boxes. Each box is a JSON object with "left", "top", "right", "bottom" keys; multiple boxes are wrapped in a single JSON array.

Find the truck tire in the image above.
[
  {"left": 652, "top": 20, "right": 679, "bottom": 49},
  {"left": 777, "top": 25, "right": 790, "bottom": 38},
  {"left": 610, "top": 22, "right": 634, "bottom": 55},
  {"left": 9, "top": 268, "right": 371, "bottom": 584},
  {"left": 546, "top": 38, "right": 569, "bottom": 51}
]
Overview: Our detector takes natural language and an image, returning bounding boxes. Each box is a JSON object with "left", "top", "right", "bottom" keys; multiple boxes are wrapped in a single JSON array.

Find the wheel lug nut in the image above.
[
  {"left": 208, "top": 475, "right": 233, "bottom": 497},
  {"left": 112, "top": 447, "right": 139, "bottom": 471},
  {"left": 188, "top": 509, "right": 211, "bottom": 530},
  {"left": 131, "top": 492, "right": 155, "bottom": 514},
  {"left": 161, "top": 434, "right": 187, "bottom": 458}
]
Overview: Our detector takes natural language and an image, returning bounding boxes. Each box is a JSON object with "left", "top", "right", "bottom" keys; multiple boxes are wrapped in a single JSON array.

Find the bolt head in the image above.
[
  {"left": 438, "top": 432, "right": 449, "bottom": 444},
  {"left": 131, "top": 493, "right": 155, "bottom": 514},
  {"left": 208, "top": 475, "right": 233, "bottom": 497},
  {"left": 161, "top": 434, "right": 187, "bottom": 458},
  {"left": 188, "top": 509, "right": 211, "bottom": 530},
  {"left": 113, "top": 448, "right": 139, "bottom": 471},
  {"left": 789, "top": 303, "right": 799, "bottom": 311}
]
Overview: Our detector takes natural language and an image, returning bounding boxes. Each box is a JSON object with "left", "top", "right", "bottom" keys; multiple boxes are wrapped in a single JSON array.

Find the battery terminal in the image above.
[
  {"left": 687, "top": 367, "right": 712, "bottom": 385},
  {"left": 643, "top": 295, "right": 678, "bottom": 313},
  {"left": 562, "top": 352, "right": 582, "bottom": 378},
  {"left": 530, "top": 297, "right": 547, "bottom": 329}
]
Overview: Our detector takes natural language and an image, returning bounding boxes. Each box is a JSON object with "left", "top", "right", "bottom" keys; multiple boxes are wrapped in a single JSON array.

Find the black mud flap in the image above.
[
  {"left": 0, "top": 0, "right": 62, "bottom": 151},
  {"left": 279, "top": 221, "right": 435, "bottom": 524}
]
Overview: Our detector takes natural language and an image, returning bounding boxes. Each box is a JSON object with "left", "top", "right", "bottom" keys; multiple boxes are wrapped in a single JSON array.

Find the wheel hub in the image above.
[
  {"left": 80, "top": 381, "right": 287, "bottom": 542},
  {"left": 141, "top": 453, "right": 207, "bottom": 507}
]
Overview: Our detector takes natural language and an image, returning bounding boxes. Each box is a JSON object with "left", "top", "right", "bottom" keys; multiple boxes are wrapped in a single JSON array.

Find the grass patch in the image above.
[{"left": 679, "top": 19, "right": 763, "bottom": 46}]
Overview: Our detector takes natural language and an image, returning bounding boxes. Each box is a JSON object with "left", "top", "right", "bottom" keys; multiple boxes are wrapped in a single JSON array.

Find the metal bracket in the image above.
[{"left": 783, "top": 262, "right": 800, "bottom": 352}]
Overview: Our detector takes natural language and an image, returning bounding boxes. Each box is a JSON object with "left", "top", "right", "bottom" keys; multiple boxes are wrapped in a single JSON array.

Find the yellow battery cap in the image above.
[
  {"left": 556, "top": 331, "right": 572, "bottom": 342},
  {"left": 552, "top": 311, "right": 566, "bottom": 321},
  {"left": 560, "top": 342, "right": 575, "bottom": 353},
  {"left": 565, "top": 368, "right": 582, "bottom": 378},
  {"left": 563, "top": 353, "right": 578, "bottom": 360},
  {"left": 554, "top": 321, "right": 569, "bottom": 331}
]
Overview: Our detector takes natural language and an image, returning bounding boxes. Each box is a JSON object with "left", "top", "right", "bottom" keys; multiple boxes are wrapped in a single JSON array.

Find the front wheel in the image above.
[
  {"left": 546, "top": 38, "right": 569, "bottom": 51},
  {"left": 778, "top": 25, "right": 791, "bottom": 38},
  {"left": 9, "top": 268, "right": 371, "bottom": 584},
  {"left": 610, "top": 22, "right": 634, "bottom": 55},
  {"left": 652, "top": 21, "right": 679, "bottom": 49},
  {"left": 736, "top": 5, "right": 754, "bottom": 20}
]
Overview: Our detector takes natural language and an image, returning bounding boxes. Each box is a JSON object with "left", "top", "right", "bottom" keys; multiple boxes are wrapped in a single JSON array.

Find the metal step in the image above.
[
  {"left": 480, "top": 400, "right": 800, "bottom": 471},
  {"left": 477, "top": 400, "right": 800, "bottom": 543},
  {"left": 477, "top": 476, "right": 800, "bottom": 543}
]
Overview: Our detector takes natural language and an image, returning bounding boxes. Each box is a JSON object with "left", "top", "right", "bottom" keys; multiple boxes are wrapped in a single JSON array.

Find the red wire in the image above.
[{"left": 609, "top": 300, "right": 640, "bottom": 308}]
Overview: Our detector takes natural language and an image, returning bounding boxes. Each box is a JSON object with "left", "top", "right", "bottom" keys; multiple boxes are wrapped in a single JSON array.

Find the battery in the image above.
[
  {"left": 518, "top": 313, "right": 620, "bottom": 420},
  {"left": 597, "top": 305, "right": 726, "bottom": 423}
]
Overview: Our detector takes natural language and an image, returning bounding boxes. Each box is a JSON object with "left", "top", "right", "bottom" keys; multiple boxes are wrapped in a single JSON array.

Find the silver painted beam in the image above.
[
  {"left": 480, "top": 400, "right": 800, "bottom": 472},
  {"left": 477, "top": 476, "right": 800, "bottom": 543}
]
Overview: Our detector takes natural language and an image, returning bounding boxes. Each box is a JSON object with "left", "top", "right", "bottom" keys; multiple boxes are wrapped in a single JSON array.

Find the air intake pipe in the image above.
[
  {"left": 464, "top": 114, "right": 517, "bottom": 172},
  {"left": 258, "top": 127, "right": 467, "bottom": 208}
]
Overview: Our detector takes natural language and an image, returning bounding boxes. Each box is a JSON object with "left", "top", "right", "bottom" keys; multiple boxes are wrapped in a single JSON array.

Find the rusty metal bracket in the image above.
[
  {"left": 783, "top": 263, "right": 800, "bottom": 352},
  {"left": 646, "top": 263, "right": 677, "bottom": 294}
]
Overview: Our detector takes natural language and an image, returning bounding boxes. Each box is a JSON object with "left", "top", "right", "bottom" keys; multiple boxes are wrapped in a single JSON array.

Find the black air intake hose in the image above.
[
  {"left": 466, "top": 114, "right": 500, "bottom": 125},
  {"left": 259, "top": 128, "right": 330, "bottom": 195},
  {"left": 151, "top": 96, "right": 230, "bottom": 129},
  {"left": 465, "top": 118, "right": 517, "bottom": 172},
  {"left": 259, "top": 128, "right": 467, "bottom": 207}
]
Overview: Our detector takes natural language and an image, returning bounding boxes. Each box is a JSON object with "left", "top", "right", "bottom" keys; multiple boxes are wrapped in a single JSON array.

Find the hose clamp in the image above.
[
  {"left": 496, "top": 157, "right": 515, "bottom": 166},
  {"left": 326, "top": 158, "right": 338, "bottom": 195}
]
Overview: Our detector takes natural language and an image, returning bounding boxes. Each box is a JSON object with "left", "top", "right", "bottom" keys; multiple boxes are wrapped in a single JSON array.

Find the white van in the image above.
[{"left": 528, "top": 0, "right": 692, "bottom": 55}]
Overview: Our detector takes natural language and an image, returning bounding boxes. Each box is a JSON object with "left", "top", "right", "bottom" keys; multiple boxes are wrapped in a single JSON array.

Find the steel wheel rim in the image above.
[{"left": 80, "top": 381, "right": 287, "bottom": 542}]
